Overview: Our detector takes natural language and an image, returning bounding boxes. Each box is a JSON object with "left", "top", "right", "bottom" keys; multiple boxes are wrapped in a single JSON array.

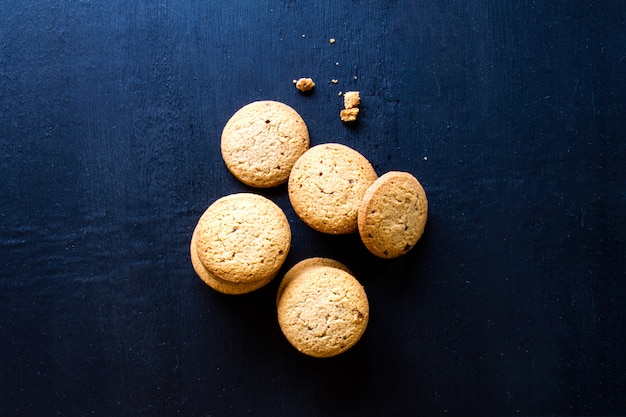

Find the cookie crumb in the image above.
[
  {"left": 341, "top": 91, "right": 361, "bottom": 122},
  {"left": 340, "top": 108, "right": 359, "bottom": 122},
  {"left": 338, "top": 91, "right": 343, "bottom": 96},
  {"left": 295, "top": 77, "right": 315, "bottom": 92},
  {"left": 343, "top": 91, "right": 360, "bottom": 109},
  {"left": 330, "top": 38, "right": 336, "bottom": 44},
  {"left": 331, "top": 79, "right": 338, "bottom": 84}
]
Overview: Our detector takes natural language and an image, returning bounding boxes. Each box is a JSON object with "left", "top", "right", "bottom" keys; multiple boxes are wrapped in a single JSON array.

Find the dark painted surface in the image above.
[{"left": 1, "top": 1, "right": 625, "bottom": 416}]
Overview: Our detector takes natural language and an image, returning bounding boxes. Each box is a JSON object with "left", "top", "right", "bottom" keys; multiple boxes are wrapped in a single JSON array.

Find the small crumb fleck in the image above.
[
  {"left": 329, "top": 38, "right": 335, "bottom": 44},
  {"left": 424, "top": 156, "right": 428, "bottom": 161},
  {"left": 331, "top": 79, "right": 338, "bottom": 84},
  {"left": 338, "top": 91, "right": 343, "bottom": 96},
  {"left": 292, "top": 79, "right": 297, "bottom": 84},
  {"left": 354, "top": 76, "right": 358, "bottom": 80},
  {"left": 343, "top": 91, "right": 360, "bottom": 109},
  {"left": 335, "top": 62, "right": 339, "bottom": 66},
  {"left": 302, "top": 34, "right": 306, "bottom": 38},
  {"left": 340, "top": 108, "right": 359, "bottom": 122},
  {"left": 295, "top": 77, "right": 315, "bottom": 92}
]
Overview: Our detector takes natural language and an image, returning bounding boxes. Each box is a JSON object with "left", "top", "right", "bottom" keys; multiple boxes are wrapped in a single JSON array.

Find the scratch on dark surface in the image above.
[
  {"left": 534, "top": 95, "right": 551, "bottom": 104},
  {"left": 428, "top": 68, "right": 442, "bottom": 97}
]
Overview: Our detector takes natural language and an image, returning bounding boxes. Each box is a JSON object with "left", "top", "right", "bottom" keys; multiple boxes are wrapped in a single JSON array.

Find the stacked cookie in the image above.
[
  {"left": 276, "top": 258, "right": 368, "bottom": 358},
  {"left": 190, "top": 99, "right": 428, "bottom": 357},
  {"left": 190, "top": 193, "right": 291, "bottom": 295}
]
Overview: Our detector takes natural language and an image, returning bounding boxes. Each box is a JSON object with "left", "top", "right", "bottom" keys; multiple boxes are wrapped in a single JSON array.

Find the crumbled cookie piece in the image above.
[
  {"left": 295, "top": 77, "right": 315, "bottom": 92},
  {"left": 343, "top": 91, "right": 360, "bottom": 109},
  {"left": 329, "top": 38, "right": 336, "bottom": 44},
  {"left": 331, "top": 79, "right": 338, "bottom": 84},
  {"left": 340, "top": 108, "right": 359, "bottom": 122},
  {"left": 340, "top": 91, "right": 361, "bottom": 122}
]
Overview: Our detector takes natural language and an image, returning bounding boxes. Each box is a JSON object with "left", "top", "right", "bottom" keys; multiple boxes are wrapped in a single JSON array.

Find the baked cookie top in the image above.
[
  {"left": 277, "top": 265, "right": 369, "bottom": 358},
  {"left": 288, "top": 143, "right": 378, "bottom": 234},
  {"left": 195, "top": 193, "right": 291, "bottom": 284},
  {"left": 190, "top": 226, "right": 274, "bottom": 295},
  {"left": 276, "top": 257, "right": 352, "bottom": 306},
  {"left": 357, "top": 171, "right": 428, "bottom": 259},
  {"left": 221, "top": 100, "right": 310, "bottom": 188}
]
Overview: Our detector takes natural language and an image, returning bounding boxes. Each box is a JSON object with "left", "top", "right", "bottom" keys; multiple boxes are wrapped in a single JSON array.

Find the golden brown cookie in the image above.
[
  {"left": 194, "top": 193, "right": 291, "bottom": 285},
  {"left": 288, "top": 143, "right": 378, "bottom": 234},
  {"left": 221, "top": 100, "right": 310, "bottom": 188},
  {"left": 276, "top": 257, "right": 352, "bottom": 306},
  {"left": 357, "top": 171, "right": 428, "bottom": 259},
  {"left": 190, "top": 227, "right": 274, "bottom": 295},
  {"left": 277, "top": 265, "right": 369, "bottom": 358}
]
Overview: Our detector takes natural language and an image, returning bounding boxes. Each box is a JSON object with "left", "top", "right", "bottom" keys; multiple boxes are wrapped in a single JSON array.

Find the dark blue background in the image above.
[{"left": 1, "top": 1, "right": 625, "bottom": 416}]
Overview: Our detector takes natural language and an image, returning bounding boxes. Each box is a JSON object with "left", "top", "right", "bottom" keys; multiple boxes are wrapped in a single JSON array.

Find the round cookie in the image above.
[
  {"left": 221, "top": 100, "right": 310, "bottom": 188},
  {"left": 357, "top": 171, "right": 428, "bottom": 259},
  {"left": 276, "top": 257, "right": 352, "bottom": 306},
  {"left": 195, "top": 193, "right": 291, "bottom": 285},
  {"left": 277, "top": 265, "right": 369, "bottom": 358},
  {"left": 190, "top": 227, "right": 274, "bottom": 295},
  {"left": 288, "top": 143, "right": 378, "bottom": 234}
]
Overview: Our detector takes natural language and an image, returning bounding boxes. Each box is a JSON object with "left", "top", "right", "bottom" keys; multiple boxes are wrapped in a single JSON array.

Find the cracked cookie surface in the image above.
[
  {"left": 194, "top": 193, "right": 291, "bottom": 286},
  {"left": 277, "top": 264, "right": 369, "bottom": 358},
  {"left": 357, "top": 171, "right": 428, "bottom": 259},
  {"left": 221, "top": 100, "right": 310, "bottom": 188},
  {"left": 288, "top": 143, "right": 377, "bottom": 234}
]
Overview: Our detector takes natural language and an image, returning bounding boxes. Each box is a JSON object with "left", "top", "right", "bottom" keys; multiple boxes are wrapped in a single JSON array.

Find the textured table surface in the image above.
[{"left": 1, "top": 1, "right": 625, "bottom": 416}]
